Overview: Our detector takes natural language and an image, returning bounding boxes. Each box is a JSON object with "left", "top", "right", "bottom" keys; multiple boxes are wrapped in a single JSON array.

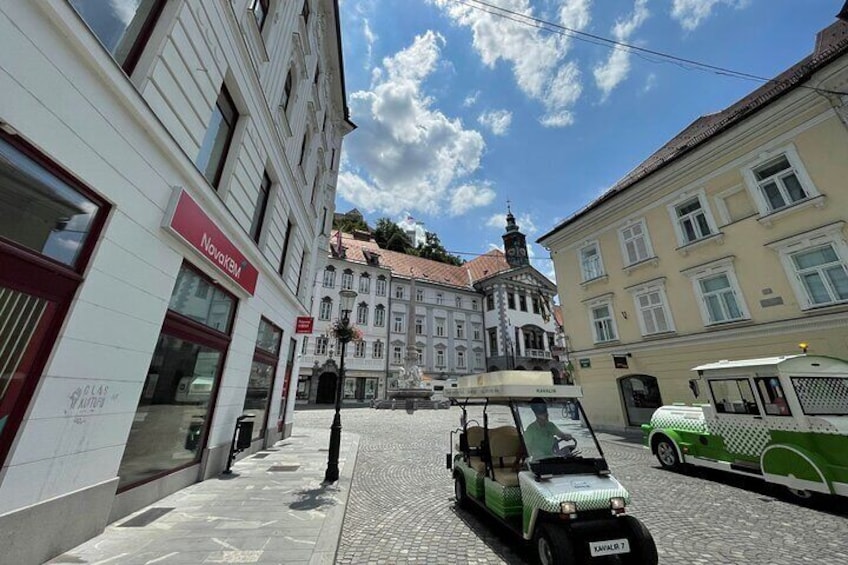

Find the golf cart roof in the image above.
[{"left": 444, "top": 371, "right": 583, "bottom": 400}]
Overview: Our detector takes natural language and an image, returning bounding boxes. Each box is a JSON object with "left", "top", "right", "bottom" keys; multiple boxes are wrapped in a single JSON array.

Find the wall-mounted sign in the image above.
[
  {"left": 164, "top": 188, "right": 258, "bottom": 295},
  {"left": 613, "top": 355, "right": 629, "bottom": 369},
  {"left": 579, "top": 358, "right": 591, "bottom": 369},
  {"left": 295, "top": 317, "right": 314, "bottom": 334}
]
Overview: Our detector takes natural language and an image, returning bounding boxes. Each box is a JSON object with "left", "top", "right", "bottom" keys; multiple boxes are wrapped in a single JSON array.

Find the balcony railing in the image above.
[{"left": 524, "top": 349, "right": 552, "bottom": 359}]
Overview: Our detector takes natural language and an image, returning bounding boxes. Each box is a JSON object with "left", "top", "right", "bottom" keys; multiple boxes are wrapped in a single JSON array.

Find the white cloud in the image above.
[
  {"left": 431, "top": 0, "right": 590, "bottom": 128},
  {"left": 485, "top": 212, "right": 537, "bottom": 234},
  {"left": 593, "top": 0, "right": 649, "bottom": 101},
  {"left": 450, "top": 184, "right": 496, "bottom": 216},
  {"left": 463, "top": 90, "right": 480, "bottom": 107},
  {"left": 108, "top": 0, "right": 137, "bottom": 25},
  {"left": 362, "top": 18, "right": 377, "bottom": 67},
  {"left": 338, "top": 31, "right": 489, "bottom": 216},
  {"left": 642, "top": 72, "right": 657, "bottom": 94},
  {"left": 670, "top": 0, "right": 748, "bottom": 31},
  {"left": 478, "top": 109, "right": 513, "bottom": 136}
]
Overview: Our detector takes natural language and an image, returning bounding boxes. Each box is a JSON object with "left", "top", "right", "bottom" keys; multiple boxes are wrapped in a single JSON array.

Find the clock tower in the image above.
[{"left": 502, "top": 203, "right": 529, "bottom": 268}]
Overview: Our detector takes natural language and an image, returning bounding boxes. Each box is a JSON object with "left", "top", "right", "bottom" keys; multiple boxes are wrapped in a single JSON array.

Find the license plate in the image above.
[{"left": 589, "top": 538, "right": 630, "bottom": 557}]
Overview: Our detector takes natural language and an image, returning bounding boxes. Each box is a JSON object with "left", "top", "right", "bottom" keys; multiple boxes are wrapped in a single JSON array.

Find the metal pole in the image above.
[{"left": 324, "top": 316, "right": 348, "bottom": 483}]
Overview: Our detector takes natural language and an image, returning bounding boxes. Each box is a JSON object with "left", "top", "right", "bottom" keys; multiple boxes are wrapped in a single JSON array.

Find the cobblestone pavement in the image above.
[{"left": 294, "top": 407, "right": 848, "bottom": 565}]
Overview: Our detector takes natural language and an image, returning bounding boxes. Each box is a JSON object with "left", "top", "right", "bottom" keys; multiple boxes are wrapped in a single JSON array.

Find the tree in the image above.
[
  {"left": 411, "top": 232, "right": 464, "bottom": 266},
  {"left": 373, "top": 217, "right": 413, "bottom": 252},
  {"left": 333, "top": 210, "right": 369, "bottom": 234}
]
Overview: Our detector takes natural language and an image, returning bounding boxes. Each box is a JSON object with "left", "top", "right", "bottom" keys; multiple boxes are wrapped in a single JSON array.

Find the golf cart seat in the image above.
[
  {"left": 464, "top": 426, "right": 487, "bottom": 473},
  {"left": 488, "top": 426, "right": 522, "bottom": 487}
]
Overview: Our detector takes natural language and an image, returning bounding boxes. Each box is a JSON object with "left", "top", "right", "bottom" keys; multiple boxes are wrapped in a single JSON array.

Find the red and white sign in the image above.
[
  {"left": 164, "top": 189, "right": 258, "bottom": 295},
  {"left": 295, "top": 317, "right": 314, "bottom": 334}
]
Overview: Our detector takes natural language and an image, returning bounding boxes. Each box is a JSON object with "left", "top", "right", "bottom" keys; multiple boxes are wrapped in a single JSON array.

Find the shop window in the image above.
[
  {"left": 197, "top": 86, "right": 239, "bottom": 188},
  {"left": 167, "top": 265, "right": 236, "bottom": 333},
  {"left": 343, "top": 378, "right": 356, "bottom": 399},
  {"left": 249, "top": 172, "right": 271, "bottom": 243},
  {"left": 69, "top": 0, "right": 166, "bottom": 74}
]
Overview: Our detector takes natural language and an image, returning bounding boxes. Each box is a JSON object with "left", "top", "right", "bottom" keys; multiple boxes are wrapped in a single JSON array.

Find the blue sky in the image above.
[{"left": 335, "top": 0, "right": 840, "bottom": 278}]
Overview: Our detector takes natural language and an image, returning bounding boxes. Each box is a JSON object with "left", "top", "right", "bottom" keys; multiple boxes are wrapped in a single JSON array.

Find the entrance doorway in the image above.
[
  {"left": 316, "top": 372, "right": 338, "bottom": 404},
  {"left": 619, "top": 375, "right": 663, "bottom": 426}
]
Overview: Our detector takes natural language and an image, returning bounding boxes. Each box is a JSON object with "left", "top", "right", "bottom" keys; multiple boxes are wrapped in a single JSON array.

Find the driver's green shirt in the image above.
[{"left": 524, "top": 420, "right": 560, "bottom": 458}]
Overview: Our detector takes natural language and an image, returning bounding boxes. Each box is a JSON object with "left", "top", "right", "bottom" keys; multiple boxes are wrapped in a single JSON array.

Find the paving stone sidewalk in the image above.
[{"left": 47, "top": 427, "right": 359, "bottom": 565}]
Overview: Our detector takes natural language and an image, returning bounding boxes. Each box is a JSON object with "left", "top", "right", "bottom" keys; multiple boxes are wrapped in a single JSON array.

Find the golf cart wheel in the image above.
[
  {"left": 454, "top": 474, "right": 468, "bottom": 507},
  {"left": 620, "top": 516, "right": 658, "bottom": 565},
  {"left": 653, "top": 435, "right": 680, "bottom": 470},
  {"left": 534, "top": 523, "right": 575, "bottom": 565}
]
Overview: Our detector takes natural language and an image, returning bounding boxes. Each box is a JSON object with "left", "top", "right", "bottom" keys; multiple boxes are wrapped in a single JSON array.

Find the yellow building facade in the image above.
[{"left": 539, "top": 20, "right": 848, "bottom": 432}]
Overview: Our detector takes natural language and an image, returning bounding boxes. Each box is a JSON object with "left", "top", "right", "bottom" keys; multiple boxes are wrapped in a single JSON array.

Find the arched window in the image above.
[
  {"left": 322, "top": 266, "right": 335, "bottom": 288},
  {"left": 374, "top": 304, "right": 386, "bottom": 327},
  {"left": 341, "top": 269, "right": 353, "bottom": 290},
  {"left": 319, "top": 297, "right": 333, "bottom": 320},
  {"left": 356, "top": 302, "right": 369, "bottom": 325}
]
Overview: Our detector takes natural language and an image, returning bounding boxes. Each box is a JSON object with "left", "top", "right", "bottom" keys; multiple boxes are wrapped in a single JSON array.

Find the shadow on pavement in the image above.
[
  {"left": 289, "top": 486, "right": 340, "bottom": 511},
  {"left": 449, "top": 501, "right": 532, "bottom": 565}
]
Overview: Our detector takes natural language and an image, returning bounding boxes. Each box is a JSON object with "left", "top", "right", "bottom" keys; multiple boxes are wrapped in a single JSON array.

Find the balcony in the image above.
[{"left": 524, "top": 349, "right": 552, "bottom": 359}]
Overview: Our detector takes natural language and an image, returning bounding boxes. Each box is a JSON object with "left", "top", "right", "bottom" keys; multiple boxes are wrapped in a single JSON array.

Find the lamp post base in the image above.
[{"left": 323, "top": 412, "right": 342, "bottom": 483}]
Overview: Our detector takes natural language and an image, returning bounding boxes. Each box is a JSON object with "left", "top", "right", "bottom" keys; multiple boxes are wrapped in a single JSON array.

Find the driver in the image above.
[{"left": 524, "top": 398, "right": 574, "bottom": 459}]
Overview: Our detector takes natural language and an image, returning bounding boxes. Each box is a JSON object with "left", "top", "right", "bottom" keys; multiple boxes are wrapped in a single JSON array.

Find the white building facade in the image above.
[{"left": 0, "top": 1, "right": 352, "bottom": 563}]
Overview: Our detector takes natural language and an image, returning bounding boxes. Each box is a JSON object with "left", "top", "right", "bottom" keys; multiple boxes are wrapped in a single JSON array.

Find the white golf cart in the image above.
[{"left": 446, "top": 371, "right": 657, "bottom": 564}]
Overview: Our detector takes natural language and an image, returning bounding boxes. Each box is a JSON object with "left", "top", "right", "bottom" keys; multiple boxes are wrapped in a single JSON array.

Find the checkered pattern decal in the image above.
[
  {"left": 792, "top": 377, "right": 848, "bottom": 416},
  {"left": 650, "top": 407, "right": 708, "bottom": 434},
  {"left": 484, "top": 479, "right": 522, "bottom": 505},
  {"left": 518, "top": 473, "right": 630, "bottom": 513},
  {"left": 710, "top": 417, "right": 772, "bottom": 457}
]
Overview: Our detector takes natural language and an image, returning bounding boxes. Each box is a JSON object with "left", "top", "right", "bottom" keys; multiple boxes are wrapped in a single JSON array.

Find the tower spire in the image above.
[{"left": 502, "top": 203, "right": 528, "bottom": 267}]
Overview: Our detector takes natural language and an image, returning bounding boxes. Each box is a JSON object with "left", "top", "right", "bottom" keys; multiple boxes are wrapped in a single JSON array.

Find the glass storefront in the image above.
[
  {"left": 243, "top": 319, "right": 282, "bottom": 441},
  {"left": 118, "top": 263, "right": 235, "bottom": 489}
]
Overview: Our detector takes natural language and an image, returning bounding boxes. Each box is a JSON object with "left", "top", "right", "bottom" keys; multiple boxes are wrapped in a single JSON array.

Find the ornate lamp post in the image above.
[{"left": 323, "top": 288, "right": 357, "bottom": 483}]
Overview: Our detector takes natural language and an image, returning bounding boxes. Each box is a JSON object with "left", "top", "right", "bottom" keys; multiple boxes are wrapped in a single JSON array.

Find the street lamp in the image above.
[{"left": 324, "top": 288, "right": 357, "bottom": 483}]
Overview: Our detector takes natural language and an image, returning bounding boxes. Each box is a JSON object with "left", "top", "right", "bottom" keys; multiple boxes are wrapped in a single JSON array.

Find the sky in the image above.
[{"left": 334, "top": 0, "right": 841, "bottom": 279}]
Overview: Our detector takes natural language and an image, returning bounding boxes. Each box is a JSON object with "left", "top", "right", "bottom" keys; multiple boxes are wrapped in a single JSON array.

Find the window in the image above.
[
  {"left": 417, "top": 349, "right": 424, "bottom": 364},
  {"left": 301, "top": 337, "right": 309, "bottom": 355},
  {"left": 579, "top": 242, "right": 604, "bottom": 281},
  {"left": 282, "top": 69, "right": 294, "bottom": 114},
  {"left": 315, "top": 336, "right": 328, "bottom": 356},
  {"left": 507, "top": 293, "right": 515, "bottom": 310},
  {"left": 790, "top": 245, "right": 848, "bottom": 306},
  {"left": 519, "top": 294, "right": 527, "bottom": 312},
  {"left": 376, "top": 276, "right": 387, "bottom": 296},
  {"left": 356, "top": 303, "right": 368, "bottom": 326},
  {"left": 415, "top": 317, "right": 424, "bottom": 335},
  {"left": 755, "top": 377, "right": 792, "bottom": 416},
  {"left": 472, "top": 324, "right": 481, "bottom": 340},
  {"left": 197, "top": 86, "right": 238, "bottom": 187},
  {"left": 436, "top": 292, "right": 444, "bottom": 305},
  {"left": 374, "top": 305, "right": 385, "bottom": 327},
  {"left": 244, "top": 318, "right": 283, "bottom": 440},
  {"left": 250, "top": 172, "right": 271, "bottom": 243},
  {"left": 250, "top": 0, "right": 270, "bottom": 31},
  {"left": 683, "top": 257, "right": 748, "bottom": 325},
  {"left": 709, "top": 378, "right": 759, "bottom": 415},
  {"left": 392, "top": 346, "right": 403, "bottom": 364},
  {"left": 488, "top": 329, "right": 498, "bottom": 356},
  {"left": 436, "top": 349, "right": 445, "bottom": 367},
  {"left": 318, "top": 297, "right": 333, "bottom": 320},
  {"left": 472, "top": 300, "right": 478, "bottom": 311},
  {"left": 416, "top": 289, "right": 424, "bottom": 302},
  {"left": 322, "top": 267, "right": 335, "bottom": 288},
  {"left": 320, "top": 207, "right": 328, "bottom": 235},
  {"left": 168, "top": 265, "right": 236, "bottom": 332},
  {"left": 456, "top": 297, "right": 462, "bottom": 308},
  {"left": 620, "top": 220, "right": 652, "bottom": 265},
  {"left": 435, "top": 318, "right": 445, "bottom": 337},
  {"left": 395, "top": 285, "right": 405, "bottom": 299},
  {"left": 589, "top": 301, "right": 617, "bottom": 343},
  {"left": 751, "top": 154, "right": 811, "bottom": 213},
  {"left": 341, "top": 269, "right": 353, "bottom": 290},
  {"left": 474, "top": 351, "right": 483, "bottom": 369},
  {"left": 532, "top": 296, "right": 541, "bottom": 314},
  {"left": 674, "top": 196, "right": 712, "bottom": 244},
  {"left": 69, "top": 0, "right": 165, "bottom": 74},
  {"left": 279, "top": 220, "right": 293, "bottom": 276},
  {"left": 456, "top": 321, "right": 465, "bottom": 339},
  {"left": 457, "top": 351, "right": 466, "bottom": 369},
  {"left": 295, "top": 250, "right": 307, "bottom": 296},
  {"left": 353, "top": 341, "right": 365, "bottom": 358},
  {"left": 373, "top": 341, "right": 384, "bottom": 359},
  {"left": 629, "top": 282, "right": 674, "bottom": 335},
  {"left": 792, "top": 376, "right": 848, "bottom": 416},
  {"left": 393, "top": 314, "right": 404, "bottom": 333},
  {"left": 486, "top": 294, "right": 495, "bottom": 311},
  {"left": 299, "top": 130, "right": 311, "bottom": 169},
  {"left": 359, "top": 273, "right": 371, "bottom": 294}
]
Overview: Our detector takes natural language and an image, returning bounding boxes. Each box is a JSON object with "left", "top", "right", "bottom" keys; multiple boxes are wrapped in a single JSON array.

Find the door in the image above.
[
  {"left": 316, "top": 372, "right": 337, "bottom": 404},
  {"left": 619, "top": 375, "right": 664, "bottom": 426}
]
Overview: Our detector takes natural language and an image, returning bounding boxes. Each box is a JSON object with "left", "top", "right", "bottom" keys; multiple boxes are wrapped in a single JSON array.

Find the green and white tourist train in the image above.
[
  {"left": 445, "top": 371, "right": 657, "bottom": 565},
  {"left": 642, "top": 354, "right": 848, "bottom": 500}
]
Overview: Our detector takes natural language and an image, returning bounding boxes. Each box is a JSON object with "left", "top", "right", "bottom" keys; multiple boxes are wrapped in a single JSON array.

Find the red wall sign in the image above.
[
  {"left": 295, "top": 317, "right": 314, "bottom": 334},
  {"left": 165, "top": 189, "right": 258, "bottom": 295}
]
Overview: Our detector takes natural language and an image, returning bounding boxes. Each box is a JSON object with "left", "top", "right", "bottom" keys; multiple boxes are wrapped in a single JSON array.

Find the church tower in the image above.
[{"left": 502, "top": 203, "right": 529, "bottom": 268}]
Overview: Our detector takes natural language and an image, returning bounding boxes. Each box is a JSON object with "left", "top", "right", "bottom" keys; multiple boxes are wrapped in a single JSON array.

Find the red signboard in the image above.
[
  {"left": 165, "top": 189, "right": 258, "bottom": 294},
  {"left": 295, "top": 317, "right": 314, "bottom": 334}
]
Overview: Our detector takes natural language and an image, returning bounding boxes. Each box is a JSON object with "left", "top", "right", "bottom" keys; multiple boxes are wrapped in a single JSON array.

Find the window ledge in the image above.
[
  {"left": 277, "top": 107, "right": 293, "bottom": 137},
  {"left": 676, "top": 232, "right": 725, "bottom": 256},
  {"left": 703, "top": 318, "right": 753, "bottom": 331},
  {"left": 623, "top": 256, "right": 659, "bottom": 276},
  {"left": 798, "top": 300, "right": 848, "bottom": 312},
  {"left": 244, "top": 11, "right": 270, "bottom": 64},
  {"left": 757, "top": 194, "right": 826, "bottom": 227},
  {"left": 580, "top": 274, "right": 609, "bottom": 288},
  {"left": 593, "top": 339, "right": 620, "bottom": 346},
  {"left": 640, "top": 331, "right": 677, "bottom": 341}
]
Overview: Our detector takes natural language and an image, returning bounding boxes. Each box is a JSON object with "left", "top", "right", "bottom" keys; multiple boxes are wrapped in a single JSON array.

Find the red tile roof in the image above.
[{"left": 539, "top": 20, "right": 848, "bottom": 242}]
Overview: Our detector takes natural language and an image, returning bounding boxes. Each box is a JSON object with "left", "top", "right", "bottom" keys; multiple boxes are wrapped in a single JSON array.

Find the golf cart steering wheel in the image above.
[{"left": 552, "top": 436, "right": 578, "bottom": 457}]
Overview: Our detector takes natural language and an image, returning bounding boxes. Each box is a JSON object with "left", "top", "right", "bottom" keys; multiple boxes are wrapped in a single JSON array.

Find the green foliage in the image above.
[
  {"left": 333, "top": 212, "right": 369, "bottom": 234},
  {"left": 409, "top": 232, "right": 464, "bottom": 266},
  {"left": 373, "top": 217, "right": 413, "bottom": 252}
]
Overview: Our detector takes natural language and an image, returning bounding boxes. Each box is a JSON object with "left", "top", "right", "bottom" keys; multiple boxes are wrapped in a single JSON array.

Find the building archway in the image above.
[
  {"left": 618, "top": 374, "right": 663, "bottom": 426},
  {"left": 316, "top": 372, "right": 338, "bottom": 404}
]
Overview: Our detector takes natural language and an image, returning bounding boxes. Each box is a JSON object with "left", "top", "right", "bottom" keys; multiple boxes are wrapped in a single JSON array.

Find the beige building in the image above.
[{"left": 538, "top": 19, "right": 848, "bottom": 433}]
